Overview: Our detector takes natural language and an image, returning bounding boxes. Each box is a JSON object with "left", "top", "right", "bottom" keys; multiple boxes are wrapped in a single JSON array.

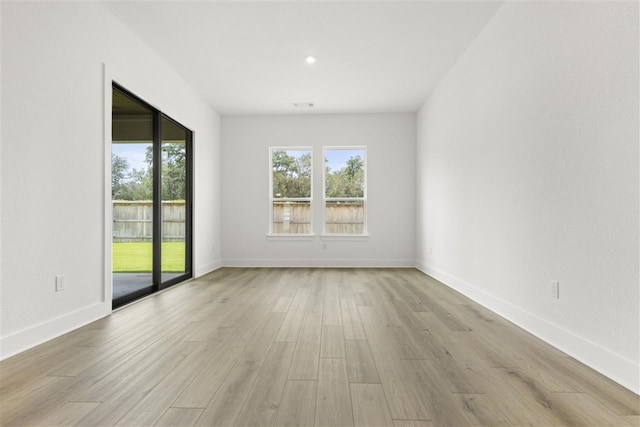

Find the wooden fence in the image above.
[
  {"left": 113, "top": 201, "right": 185, "bottom": 242},
  {"left": 272, "top": 202, "right": 364, "bottom": 234},
  {"left": 114, "top": 201, "right": 364, "bottom": 240}
]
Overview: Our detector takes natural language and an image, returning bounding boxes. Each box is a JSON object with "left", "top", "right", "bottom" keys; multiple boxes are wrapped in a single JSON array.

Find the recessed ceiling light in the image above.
[{"left": 305, "top": 55, "right": 316, "bottom": 64}]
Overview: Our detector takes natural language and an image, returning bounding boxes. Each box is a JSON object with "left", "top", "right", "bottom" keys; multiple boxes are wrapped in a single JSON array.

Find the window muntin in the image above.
[
  {"left": 269, "top": 147, "right": 312, "bottom": 235},
  {"left": 323, "top": 147, "right": 367, "bottom": 235}
]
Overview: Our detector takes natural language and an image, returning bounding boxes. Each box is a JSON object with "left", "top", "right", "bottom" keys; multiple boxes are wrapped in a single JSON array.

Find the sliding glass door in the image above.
[
  {"left": 111, "top": 84, "right": 192, "bottom": 308},
  {"left": 159, "top": 116, "right": 192, "bottom": 287}
]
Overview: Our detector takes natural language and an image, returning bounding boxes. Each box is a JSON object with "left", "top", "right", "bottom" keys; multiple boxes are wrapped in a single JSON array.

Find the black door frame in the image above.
[{"left": 112, "top": 82, "right": 193, "bottom": 308}]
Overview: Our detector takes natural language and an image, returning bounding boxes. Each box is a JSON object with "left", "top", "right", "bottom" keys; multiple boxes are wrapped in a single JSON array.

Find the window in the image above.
[
  {"left": 323, "top": 147, "right": 367, "bottom": 235},
  {"left": 269, "top": 147, "right": 312, "bottom": 235}
]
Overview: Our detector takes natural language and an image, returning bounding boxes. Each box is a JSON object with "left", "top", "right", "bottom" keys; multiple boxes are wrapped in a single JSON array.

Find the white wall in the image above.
[
  {"left": 0, "top": 1, "right": 222, "bottom": 358},
  {"left": 416, "top": 1, "right": 639, "bottom": 393},
  {"left": 222, "top": 114, "right": 416, "bottom": 267}
]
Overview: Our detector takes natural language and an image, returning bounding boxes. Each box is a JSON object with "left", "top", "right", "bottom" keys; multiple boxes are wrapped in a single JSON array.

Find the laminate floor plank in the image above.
[
  {"left": 548, "top": 392, "right": 633, "bottom": 427},
  {"left": 391, "top": 282, "right": 430, "bottom": 313},
  {"left": 357, "top": 307, "right": 430, "bottom": 421},
  {"left": 489, "top": 367, "right": 592, "bottom": 426},
  {"left": 548, "top": 358, "right": 640, "bottom": 416},
  {"left": 452, "top": 393, "right": 512, "bottom": 426},
  {"left": 0, "top": 376, "right": 76, "bottom": 427},
  {"left": 321, "top": 325, "right": 346, "bottom": 359},
  {"left": 14, "top": 331, "right": 196, "bottom": 426},
  {"left": 0, "top": 328, "right": 96, "bottom": 382},
  {"left": 323, "top": 278, "right": 342, "bottom": 326},
  {"left": 273, "top": 296, "right": 294, "bottom": 313},
  {"left": 307, "top": 277, "right": 326, "bottom": 316},
  {"left": 154, "top": 408, "right": 203, "bottom": 427},
  {"left": 315, "top": 358, "right": 353, "bottom": 427},
  {"left": 385, "top": 326, "right": 432, "bottom": 360},
  {"left": 75, "top": 327, "right": 232, "bottom": 403},
  {"left": 354, "top": 291, "right": 373, "bottom": 307},
  {"left": 194, "top": 313, "right": 286, "bottom": 426},
  {"left": 32, "top": 301, "right": 193, "bottom": 388},
  {"left": 337, "top": 274, "right": 355, "bottom": 301},
  {"left": 397, "top": 358, "right": 474, "bottom": 426},
  {"left": 367, "top": 281, "right": 404, "bottom": 327},
  {"left": 340, "top": 298, "right": 366, "bottom": 340},
  {"left": 117, "top": 309, "right": 275, "bottom": 426},
  {"left": 276, "top": 287, "right": 311, "bottom": 342},
  {"left": 0, "top": 268, "right": 637, "bottom": 427},
  {"left": 274, "top": 380, "right": 317, "bottom": 427},
  {"left": 234, "top": 341, "right": 296, "bottom": 427},
  {"left": 404, "top": 281, "right": 472, "bottom": 331},
  {"left": 31, "top": 402, "right": 101, "bottom": 427},
  {"left": 73, "top": 341, "right": 200, "bottom": 427},
  {"left": 350, "top": 383, "right": 393, "bottom": 427},
  {"left": 418, "top": 312, "right": 518, "bottom": 368},
  {"left": 175, "top": 311, "right": 283, "bottom": 409},
  {"left": 192, "top": 358, "right": 260, "bottom": 427},
  {"left": 345, "top": 339, "right": 380, "bottom": 384},
  {"left": 288, "top": 311, "right": 323, "bottom": 380},
  {"left": 393, "top": 421, "right": 434, "bottom": 427},
  {"left": 182, "top": 320, "right": 220, "bottom": 341},
  {"left": 624, "top": 415, "right": 640, "bottom": 426}
]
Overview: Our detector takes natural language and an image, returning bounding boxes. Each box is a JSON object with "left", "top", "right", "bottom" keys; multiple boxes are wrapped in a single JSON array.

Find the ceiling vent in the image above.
[{"left": 293, "top": 102, "right": 314, "bottom": 108}]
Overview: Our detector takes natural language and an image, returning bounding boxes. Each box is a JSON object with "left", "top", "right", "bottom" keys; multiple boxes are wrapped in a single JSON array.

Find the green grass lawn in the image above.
[{"left": 113, "top": 242, "right": 185, "bottom": 273}]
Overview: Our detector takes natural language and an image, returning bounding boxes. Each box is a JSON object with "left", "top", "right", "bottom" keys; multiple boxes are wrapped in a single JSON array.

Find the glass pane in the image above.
[
  {"left": 112, "top": 88, "right": 154, "bottom": 302},
  {"left": 325, "top": 200, "right": 365, "bottom": 234},
  {"left": 272, "top": 201, "right": 311, "bottom": 234},
  {"left": 161, "top": 117, "right": 187, "bottom": 282},
  {"left": 324, "top": 149, "right": 365, "bottom": 198},
  {"left": 272, "top": 149, "right": 311, "bottom": 198}
]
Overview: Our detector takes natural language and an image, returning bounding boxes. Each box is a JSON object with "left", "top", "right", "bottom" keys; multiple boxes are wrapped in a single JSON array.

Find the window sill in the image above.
[
  {"left": 321, "top": 234, "right": 369, "bottom": 241},
  {"left": 266, "top": 234, "right": 316, "bottom": 242}
]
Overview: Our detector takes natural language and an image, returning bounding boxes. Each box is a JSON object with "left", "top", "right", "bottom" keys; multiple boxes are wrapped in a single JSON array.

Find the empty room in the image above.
[{"left": 0, "top": 1, "right": 638, "bottom": 426}]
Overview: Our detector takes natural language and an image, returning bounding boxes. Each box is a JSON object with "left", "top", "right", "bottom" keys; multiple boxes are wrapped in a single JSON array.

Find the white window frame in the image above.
[
  {"left": 268, "top": 146, "right": 314, "bottom": 237},
  {"left": 322, "top": 146, "right": 368, "bottom": 237}
]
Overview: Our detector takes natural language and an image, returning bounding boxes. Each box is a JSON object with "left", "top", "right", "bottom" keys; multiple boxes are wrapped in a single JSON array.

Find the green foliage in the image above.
[
  {"left": 111, "top": 154, "right": 129, "bottom": 199},
  {"left": 272, "top": 150, "right": 311, "bottom": 198},
  {"left": 270, "top": 150, "right": 365, "bottom": 199},
  {"left": 111, "top": 143, "right": 186, "bottom": 201},
  {"left": 325, "top": 155, "right": 365, "bottom": 198},
  {"left": 111, "top": 153, "right": 152, "bottom": 200},
  {"left": 161, "top": 144, "right": 186, "bottom": 200}
]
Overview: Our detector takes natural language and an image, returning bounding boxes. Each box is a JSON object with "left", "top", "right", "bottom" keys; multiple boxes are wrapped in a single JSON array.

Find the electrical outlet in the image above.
[
  {"left": 55, "top": 275, "right": 65, "bottom": 292},
  {"left": 550, "top": 280, "right": 559, "bottom": 299}
]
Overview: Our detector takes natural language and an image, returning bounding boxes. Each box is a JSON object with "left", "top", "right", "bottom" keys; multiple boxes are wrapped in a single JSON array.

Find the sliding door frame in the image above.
[
  {"left": 157, "top": 114, "right": 194, "bottom": 292},
  {"left": 112, "top": 82, "right": 193, "bottom": 307}
]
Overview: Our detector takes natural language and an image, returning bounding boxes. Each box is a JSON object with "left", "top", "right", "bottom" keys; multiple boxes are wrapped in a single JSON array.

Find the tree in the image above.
[
  {"left": 272, "top": 150, "right": 311, "bottom": 198},
  {"left": 111, "top": 154, "right": 129, "bottom": 199},
  {"left": 127, "top": 168, "right": 153, "bottom": 200},
  {"left": 325, "top": 155, "right": 364, "bottom": 198},
  {"left": 144, "top": 144, "right": 187, "bottom": 200},
  {"left": 111, "top": 152, "right": 152, "bottom": 201},
  {"left": 112, "top": 144, "right": 186, "bottom": 201}
]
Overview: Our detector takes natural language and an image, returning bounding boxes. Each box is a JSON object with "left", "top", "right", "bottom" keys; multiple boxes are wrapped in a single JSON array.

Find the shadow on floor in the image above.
[{"left": 113, "top": 272, "right": 185, "bottom": 301}]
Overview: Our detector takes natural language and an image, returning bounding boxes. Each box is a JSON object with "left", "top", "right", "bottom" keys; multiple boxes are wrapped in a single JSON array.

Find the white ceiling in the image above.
[{"left": 103, "top": 1, "right": 503, "bottom": 115}]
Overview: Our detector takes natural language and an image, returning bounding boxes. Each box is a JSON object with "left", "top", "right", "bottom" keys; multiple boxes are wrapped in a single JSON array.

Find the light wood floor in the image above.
[{"left": 1, "top": 268, "right": 638, "bottom": 426}]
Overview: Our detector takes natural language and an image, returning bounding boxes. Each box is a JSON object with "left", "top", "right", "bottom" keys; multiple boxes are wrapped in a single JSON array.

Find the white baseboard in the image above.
[
  {"left": 415, "top": 262, "right": 640, "bottom": 395},
  {"left": 194, "top": 259, "right": 223, "bottom": 277},
  {"left": 223, "top": 258, "right": 415, "bottom": 268},
  {"left": 0, "top": 302, "right": 110, "bottom": 361}
]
